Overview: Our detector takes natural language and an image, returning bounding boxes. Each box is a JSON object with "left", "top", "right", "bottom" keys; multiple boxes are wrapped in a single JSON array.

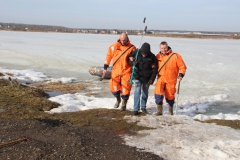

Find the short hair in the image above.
[{"left": 160, "top": 41, "right": 168, "bottom": 46}]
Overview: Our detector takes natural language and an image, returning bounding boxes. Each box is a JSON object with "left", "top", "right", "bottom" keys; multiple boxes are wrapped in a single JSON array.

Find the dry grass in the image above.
[
  {"left": 0, "top": 78, "right": 239, "bottom": 133},
  {"left": 0, "top": 79, "right": 151, "bottom": 134},
  {"left": 198, "top": 119, "right": 240, "bottom": 130},
  {"left": 0, "top": 79, "right": 59, "bottom": 111},
  {"left": 49, "top": 109, "right": 150, "bottom": 134},
  {"left": 35, "top": 82, "right": 86, "bottom": 94},
  {"left": 5, "top": 72, "right": 14, "bottom": 76}
]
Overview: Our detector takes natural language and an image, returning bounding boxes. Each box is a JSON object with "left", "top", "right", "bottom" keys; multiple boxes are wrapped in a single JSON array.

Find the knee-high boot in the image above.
[
  {"left": 121, "top": 100, "right": 127, "bottom": 111},
  {"left": 114, "top": 96, "right": 121, "bottom": 108},
  {"left": 169, "top": 106, "right": 173, "bottom": 115},
  {"left": 156, "top": 105, "right": 163, "bottom": 116}
]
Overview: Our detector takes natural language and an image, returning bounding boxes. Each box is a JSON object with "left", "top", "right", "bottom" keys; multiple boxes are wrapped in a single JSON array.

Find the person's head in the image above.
[
  {"left": 119, "top": 32, "right": 129, "bottom": 46},
  {"left": 140, "top": 42, "right": 151, "bottom": 57},
  {"left": 160, "top": 41, "right": 168, "bottom": 54}
]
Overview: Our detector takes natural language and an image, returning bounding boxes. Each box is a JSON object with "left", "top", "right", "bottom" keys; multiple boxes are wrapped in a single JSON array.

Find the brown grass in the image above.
[
  {"left": 35, "top": 82, "right": 87, "bottom": 94},
  {"left": 1, "top": 78, "right": 239, "bottom": 133},
  {"left": 0, "top": 79, "right": 59, "bottom": 111},
  {"left": 197, "top": 119, "right": 240, "bottom": 130},
  {"left": 0, "top": 79, "right": 151, "bottom": 134}
]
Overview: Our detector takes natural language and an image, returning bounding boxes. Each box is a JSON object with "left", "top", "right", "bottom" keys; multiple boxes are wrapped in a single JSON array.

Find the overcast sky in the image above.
[{"left": 1, "top": 0, "right": 240, "bottom": 32}]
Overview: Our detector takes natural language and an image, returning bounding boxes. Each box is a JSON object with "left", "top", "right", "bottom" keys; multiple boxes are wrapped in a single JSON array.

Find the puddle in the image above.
[{"left": 47, "top": 91, "right": 64, "bottom": 97}]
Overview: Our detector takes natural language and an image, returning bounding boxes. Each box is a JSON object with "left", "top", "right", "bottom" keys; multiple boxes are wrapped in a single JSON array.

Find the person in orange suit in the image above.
[
  {"left": 154, "top": 41, "right": 187, "bottom": 115},
  {"left": 103, "top": 33, "right": 136, "bottom": 111}
]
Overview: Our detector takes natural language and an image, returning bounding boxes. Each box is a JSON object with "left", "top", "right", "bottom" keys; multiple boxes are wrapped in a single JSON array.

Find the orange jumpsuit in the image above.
[
  {"left": 154, "top": 49, "right": 187, "bottom": 105},
  {"left": 104, "top": 39, "right": 136, "bottom": 99}
]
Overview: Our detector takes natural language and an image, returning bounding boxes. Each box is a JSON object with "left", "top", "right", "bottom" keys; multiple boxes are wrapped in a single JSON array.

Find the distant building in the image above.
[
  {"left": 110, "top": 30, "right": 120, "bottom": 34},
  {"left": 100, "top": 30, "right": 107, "bottom": 34},
  {"left": 192, "top": 32, "right": 202, "bottom": 35},
  {"left": 93, "top": 30, "right": 99, "bottom": 34}
]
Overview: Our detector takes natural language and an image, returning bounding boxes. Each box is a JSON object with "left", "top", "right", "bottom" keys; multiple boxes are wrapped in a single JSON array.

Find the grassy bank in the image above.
[
  {"left": 0, "top": 78, "right": 150, "bottom": 134},
  {"left": 0, "top": 77, "right": 239, "bottom": 132}
]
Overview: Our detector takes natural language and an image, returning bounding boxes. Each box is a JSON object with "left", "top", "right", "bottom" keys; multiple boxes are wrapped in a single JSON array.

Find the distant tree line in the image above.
[
  {"left": 0, "top": 22, "right": 239, "bottom": 39},
  {"left": 0, "top": 22, "right": 73, "bottom": 32}
]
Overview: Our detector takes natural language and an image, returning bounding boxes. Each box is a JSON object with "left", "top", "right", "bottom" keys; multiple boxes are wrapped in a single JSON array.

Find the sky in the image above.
[{"left": 1, "top": 0, "right": 240, "bottom": 32}]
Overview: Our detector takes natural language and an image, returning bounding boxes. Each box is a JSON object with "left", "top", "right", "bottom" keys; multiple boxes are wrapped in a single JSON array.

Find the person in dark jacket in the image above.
[{"left": 129, "top": 42, "right": 158, "bottom": 115}]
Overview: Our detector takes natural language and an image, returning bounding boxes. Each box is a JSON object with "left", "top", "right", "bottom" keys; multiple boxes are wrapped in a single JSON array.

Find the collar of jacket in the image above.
[
  {"left": 117, "top": 38, "right": 130, "bottom": 46},
  {"left": 160, "top": 49, "right": 172, "bottom": 56}
]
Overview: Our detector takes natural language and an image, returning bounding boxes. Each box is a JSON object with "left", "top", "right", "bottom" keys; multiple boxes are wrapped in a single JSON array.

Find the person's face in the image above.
[
  {"left": 120, "top": 36, "right": 128, "bottom": 46},
  {"left": 142, "top": 53, "right": 147, "bottom": 57},
  {"left": 160, "top": 44, "right": 168, "bottom": 54}
]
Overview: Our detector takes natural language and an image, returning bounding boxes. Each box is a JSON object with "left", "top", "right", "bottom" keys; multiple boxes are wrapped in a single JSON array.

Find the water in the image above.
[{"left": 1, "top": 30, "right": 240, "bottom": 115}]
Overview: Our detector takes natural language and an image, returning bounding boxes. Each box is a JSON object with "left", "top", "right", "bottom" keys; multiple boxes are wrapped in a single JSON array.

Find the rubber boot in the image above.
[
  {"left": 156, "top": 105, "right": 163, "bottom": 116},
  {"left": 121, "top": 100, "right": 127, "bottom": 111},
  {"left": 169, "top": 106, "right": 173, "bottom": 115},
  {"left": 114, "top": 96, "right": 121, "bottom": 108}
]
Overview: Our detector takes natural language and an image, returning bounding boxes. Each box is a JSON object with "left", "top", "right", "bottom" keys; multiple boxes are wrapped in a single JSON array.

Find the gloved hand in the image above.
[
  {"left": 178, "top": 73, "right": 184, "bottom": 81},
  {"left": 148, "top": 79, "right": 154, "bottom": 85},
  {"left": 104, "top": 64, "right": 109, "bottom": 70}
]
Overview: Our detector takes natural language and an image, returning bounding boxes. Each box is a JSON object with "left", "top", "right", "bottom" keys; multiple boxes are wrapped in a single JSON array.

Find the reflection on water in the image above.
[
  {"left": 47, "top": 91, "right": 64, "bottom": 97},
  {"left": 205, "top": 102, "right": 240, "bottom": 115}
]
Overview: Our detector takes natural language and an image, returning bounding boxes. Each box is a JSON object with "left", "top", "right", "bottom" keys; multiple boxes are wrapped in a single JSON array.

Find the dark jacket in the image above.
[{"left": 129, "top": 43, "right": 158, "bottom": 83}]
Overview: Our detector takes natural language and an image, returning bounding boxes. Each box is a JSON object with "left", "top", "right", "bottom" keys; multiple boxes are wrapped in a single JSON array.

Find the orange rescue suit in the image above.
[
  {"left": 104, "top": 39, "right": 136, "bottom": 96},
  {"left": 154, "top": 50, "right": 187, "bottom": 100}
]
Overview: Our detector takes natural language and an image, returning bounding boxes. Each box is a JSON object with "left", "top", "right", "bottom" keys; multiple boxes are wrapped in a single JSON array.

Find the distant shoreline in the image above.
[
  {"left": 1, "top": 29, "right": 240, "bottom": 40},
  {"left": 1, "top": 21, "right": 240, "bottom": 40},
  {"left": 146, "top": 33, "right": 240, "bottom": 40}
]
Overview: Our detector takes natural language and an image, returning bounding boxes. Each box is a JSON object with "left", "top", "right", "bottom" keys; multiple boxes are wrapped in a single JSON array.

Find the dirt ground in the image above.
[
  {"left": 1, "top": 77, "right": 238, "bottom": 160},
  {"left": 0, "top": 119, "right": 163, "bottom": 160}
]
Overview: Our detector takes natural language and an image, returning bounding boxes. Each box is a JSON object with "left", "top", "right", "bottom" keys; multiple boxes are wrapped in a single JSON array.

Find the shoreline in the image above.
[
  {"left": 1, "top": 29, "right": 240, "bottom": 40},
  {"left": 146, "top": 33, "right": 240, "bottom": 40},
  {"left": 0, "top": 77, "right": 239, "bottom": 160}
]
